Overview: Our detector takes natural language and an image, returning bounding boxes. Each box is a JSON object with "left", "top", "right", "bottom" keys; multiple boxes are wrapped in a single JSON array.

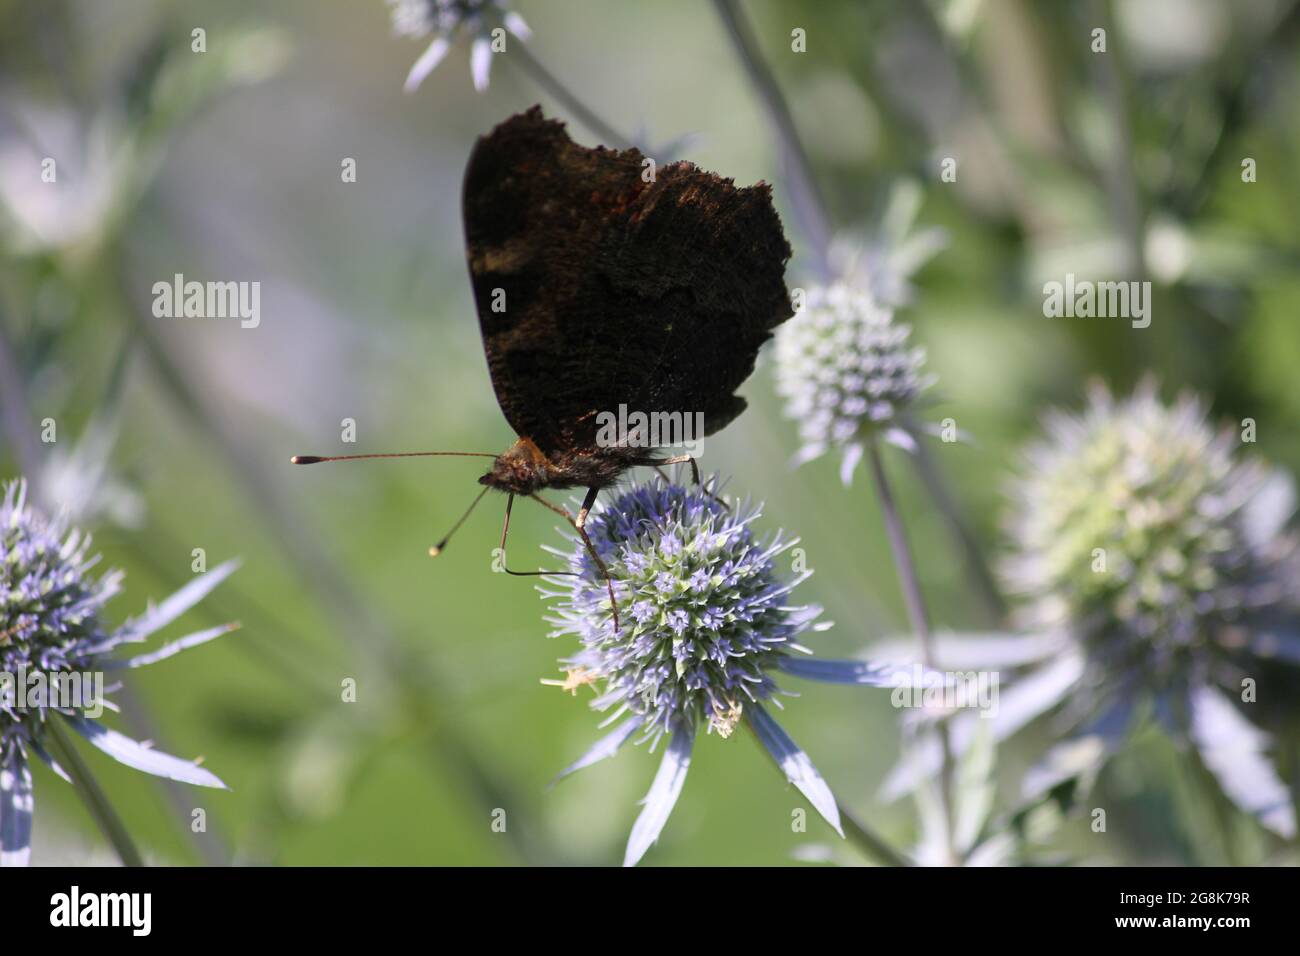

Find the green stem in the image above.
[
  {"left": 45, "top": 717, "right": 145, "bottom": 867},
  {"left": 749, "top": 722, "right": 910, "bottom": 866},
  {"left": 506, "top": 40, "right": 637, "bottom": 149},
  {"left": 1178, "top": 744, "right": 1240, "bottom": 865},
  {"left": 0, "top": 308, "right": 45, "bottom": 483},
  {"left": 908, "top": 436, "right": 1006, "bottom": 624},
  {"left": 1090, "top": 0, "right": 1146, "bottom": 280},
  {"left": 113, "top": 689, "right": 231, "bottom": 866},
  {"left": 712, "top": 0, "right": 832, "bottom": 274},
  {"left": 1287, "top": 731, "right": 1300, "bottom": 852},
  {"left": 866, "top": 441, "right": 935, "bottom": 658},
  {"left": 840, "top": 802, "right": 914, "bottom": 867},
  {"left": 866, "top": 438, "right": 960, "bottom": 865}
]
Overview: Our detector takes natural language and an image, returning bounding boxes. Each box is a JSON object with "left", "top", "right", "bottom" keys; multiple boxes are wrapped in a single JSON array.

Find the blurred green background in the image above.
[{"left": 1, "top": 0, "right": 1298, "bottom": 865}]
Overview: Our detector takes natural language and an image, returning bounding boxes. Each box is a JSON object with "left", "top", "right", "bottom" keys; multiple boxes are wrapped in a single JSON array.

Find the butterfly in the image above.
[{"left": 294, "top": 107, "right": 792, "bottom": 628}]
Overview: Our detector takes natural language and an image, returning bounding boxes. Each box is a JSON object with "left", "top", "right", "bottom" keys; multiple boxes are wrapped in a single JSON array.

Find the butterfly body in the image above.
[{"left": 478, "top": 436, "right": 641, "bottom": 495}]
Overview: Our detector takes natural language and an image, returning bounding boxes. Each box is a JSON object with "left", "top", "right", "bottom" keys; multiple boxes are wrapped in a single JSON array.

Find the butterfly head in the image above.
[{"left": 479, "top": 436, "right": 553, "bottom": 496}]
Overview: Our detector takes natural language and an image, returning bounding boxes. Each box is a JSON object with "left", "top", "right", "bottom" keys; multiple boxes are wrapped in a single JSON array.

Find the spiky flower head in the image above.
[
  {"left": 1, "top": 479, "right": 236, "bottom": 866},
  {"left": 1002, "top": 381, "right": 1299, "bottom": 690},
  {"left": 2, "top": 484, "right": 121, "bottom": 693},
  {"left": 884, "top": 385, "right": 1300, "bottom": 839},
  {"left": 774, "top": 283, "right": 935, "bottom": 484},
  {"left": 545, "top": 479, "right": 824, "bottom": 742},
  {"left": 386, "top": 0, "right": 531, "bottom": 92},
  {"left": 542, "top": 475, "right": 912, "bottom": 865}
]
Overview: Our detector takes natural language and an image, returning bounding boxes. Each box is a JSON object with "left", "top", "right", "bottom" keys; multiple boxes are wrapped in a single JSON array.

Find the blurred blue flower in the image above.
[
  {"left": 387, "top": 0, "right": 531, "bottom": 92},
  {"left": 541, "top": 476, "right": 913, "bottom": 865},
  {"left": 883, "top": 383, "right": 1300, "bottom": 839},
  {"left": 0, "top": 480, "right": 237, "bottom": 866},
  {"left": 774, "top": 283, "right": 938, "bottom": 485}
]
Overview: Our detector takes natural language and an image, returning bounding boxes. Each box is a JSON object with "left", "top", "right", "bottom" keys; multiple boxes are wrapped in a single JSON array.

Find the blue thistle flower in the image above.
[
  {"left": 0, "top": 480, "right": 237, "bottom": 866},
  {"left": 883, "top": 383, "right": 1300, "bottom": 839},
  {"left": 387, "top": 0, "right": 531, "bottom": 92},
  {"left": 774, "top": 283, "right": 937, "bottom": 484},
  {"left": 541, "top": 476, "right": 912, "bottom": 866}
]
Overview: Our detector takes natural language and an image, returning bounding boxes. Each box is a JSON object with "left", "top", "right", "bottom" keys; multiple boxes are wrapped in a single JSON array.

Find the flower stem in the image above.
[
  {"left": 1088, "top": 0, "right": 1146, "bottom": 280},
  {"left": 839, "top": 802, "right": 913, "bottom": 867},
  {"left": 115, "top": 688, "right": 231, "bottom": 866},
  {"left": 0, "top": 313, "right": 46, "bottom": 484},
  {"left": 866, "top": 441, "right": 934, "bottom": 655},
  {"left": 46, "top": 717, "right": 145, "bottom": 867},
  {"left": 506, "top": 41, "right": 636, "bottom": 150},
  {"left": 907, "top": 436, "right": 1006, "bottom": 623},
  {"left": 711, "top": 0, "right": 832, "bottom": 274},
  {"left": 866, "top": 438, "right": 960, "bottom": 865}
]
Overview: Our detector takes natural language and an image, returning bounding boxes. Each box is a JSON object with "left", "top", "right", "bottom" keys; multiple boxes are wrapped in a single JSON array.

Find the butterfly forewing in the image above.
[{"left": 462, "top": 107, "right": 792, "bottom": 469}]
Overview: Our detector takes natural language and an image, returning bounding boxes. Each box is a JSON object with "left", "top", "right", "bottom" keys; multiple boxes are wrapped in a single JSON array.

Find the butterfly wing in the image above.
[{"left": 462, "top": 107, "right": 792, "bottom": 460}]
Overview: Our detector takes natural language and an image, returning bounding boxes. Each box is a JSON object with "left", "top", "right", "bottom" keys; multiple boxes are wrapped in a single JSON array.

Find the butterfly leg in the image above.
[
  {"left": 653, "top": 453, "right": 704, "bottom": 486},
  {"left": 648, "top": 455, "right": 729, "bottom": 510},
  {"left": 575, "top": 486, "right": 621, "bottom": 633},
  {"left": 496, "top": 493, "right": 578, "bottom": 578},
  {"left": 526, "top": 490, "right": 622, "bottom": 633},
  {"left": 527, "top": 492, "right": 574, "bottom": 522}
]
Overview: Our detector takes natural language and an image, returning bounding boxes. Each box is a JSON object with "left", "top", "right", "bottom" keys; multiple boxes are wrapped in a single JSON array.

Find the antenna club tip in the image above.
[
  {"left": 290, "top": 455, "right": 322, "bottom": 465},
  {"left": 428, "top": 545, "right": 443, "bottom": 557}
]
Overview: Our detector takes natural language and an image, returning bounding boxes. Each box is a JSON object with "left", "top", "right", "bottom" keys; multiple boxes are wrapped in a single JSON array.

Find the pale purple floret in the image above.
[
  {"left": 629, "top": 600, "right": 656, "bottom": 625},
  {"left": 665, "top": 610, "right": 690, "bottom": 636}
]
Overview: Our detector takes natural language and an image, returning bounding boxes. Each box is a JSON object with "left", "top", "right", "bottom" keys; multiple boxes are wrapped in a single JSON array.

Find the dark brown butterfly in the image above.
[{"left": 294, "top": 107, "right": 792, "bottom": 628}]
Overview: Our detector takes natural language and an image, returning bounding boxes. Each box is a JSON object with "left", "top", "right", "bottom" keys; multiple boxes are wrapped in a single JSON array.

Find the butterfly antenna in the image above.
[
  {"left": 428, "top": 486, "right": 492, "bottom": 557},
  {"left": 291, "top": 451, "right": 499, "bottom": 464}
]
